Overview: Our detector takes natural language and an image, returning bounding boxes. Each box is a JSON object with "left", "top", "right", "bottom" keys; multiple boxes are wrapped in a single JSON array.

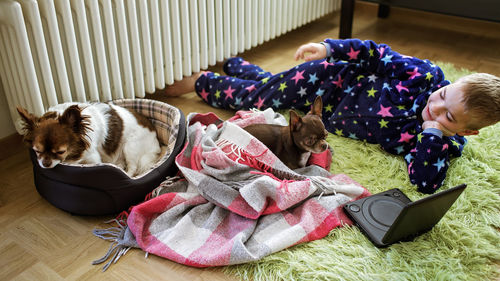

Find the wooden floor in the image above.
[{"left": 2, "top": 3, "right": 500, "bottom": 280}]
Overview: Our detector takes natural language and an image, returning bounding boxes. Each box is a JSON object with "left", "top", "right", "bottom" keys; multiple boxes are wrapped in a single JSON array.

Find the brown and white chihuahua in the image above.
[
  {"left": 17, "top": 102, "right": 162, "bottom": 177},
  {"left": 244, "top": 96, "right": 329, "bottom": 169}
]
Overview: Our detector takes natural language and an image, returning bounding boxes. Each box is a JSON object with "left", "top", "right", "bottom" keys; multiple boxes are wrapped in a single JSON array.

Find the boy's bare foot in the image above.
[{"left": 164, "top": 71, "right": 205, "bottom": 96}]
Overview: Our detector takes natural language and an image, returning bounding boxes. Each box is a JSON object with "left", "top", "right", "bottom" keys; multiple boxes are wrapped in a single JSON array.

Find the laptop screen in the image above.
[{"left": 382, "top": 184, "right": 467, "bottom": 244}]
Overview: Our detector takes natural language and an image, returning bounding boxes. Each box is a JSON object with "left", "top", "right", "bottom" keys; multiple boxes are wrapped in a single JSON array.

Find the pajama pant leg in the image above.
[
  {"left": 223, "top": 57, "right": 272, "bottom": 81},
  {"left": 195, "top": 58, "right": 343, "bottom": 113}
]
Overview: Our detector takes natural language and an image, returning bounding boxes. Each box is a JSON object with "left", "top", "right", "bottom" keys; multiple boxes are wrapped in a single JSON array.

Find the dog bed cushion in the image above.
[{"left": 29, "top": 99, "right": 186, "bottom": 215}]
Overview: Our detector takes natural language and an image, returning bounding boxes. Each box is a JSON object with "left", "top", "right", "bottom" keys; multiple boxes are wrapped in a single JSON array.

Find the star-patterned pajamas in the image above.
[{"left": 194, "top": 38, "right": 466, "bottom": 194}]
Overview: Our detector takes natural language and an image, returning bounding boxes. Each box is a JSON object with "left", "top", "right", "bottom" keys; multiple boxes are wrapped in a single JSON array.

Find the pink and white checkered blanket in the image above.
[{"left": 93, "top": 109, "right": 370, "bottom": 270}]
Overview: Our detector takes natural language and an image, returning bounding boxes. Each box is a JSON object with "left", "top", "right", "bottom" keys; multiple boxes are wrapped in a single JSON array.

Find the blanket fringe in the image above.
[
  {"left": 92, "top": 219, "right": 130, "bottom": 272},
  {"left": 309, "top": 176, "right": 341, "bottom": 200},
  {"left": 217, "top": 139, "right": 272, "bottom": 172},
  {"left": 217, "top": 138, "right": 307, "bottom": 182}
]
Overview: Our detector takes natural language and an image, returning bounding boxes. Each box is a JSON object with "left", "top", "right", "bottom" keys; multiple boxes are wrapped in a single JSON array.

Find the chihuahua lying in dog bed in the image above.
[
  {"left": 17, "top": 102, "right": 162, "bottom": 177},
  {"left": 16, "top": 99, "right": 186, "bottom": 215}
]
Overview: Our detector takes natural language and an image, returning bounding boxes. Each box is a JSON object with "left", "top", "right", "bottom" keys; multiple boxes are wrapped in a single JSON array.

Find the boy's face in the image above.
[{"left": 422, "top": 83, "right": 479, "bottom": 136}]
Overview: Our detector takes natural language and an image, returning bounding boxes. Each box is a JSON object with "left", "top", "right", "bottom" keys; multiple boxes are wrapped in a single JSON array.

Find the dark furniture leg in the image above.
[
  {"left": 339, "top": 0, "right": 355, "bottom": 38},
  {"left": 377, "top": 4, "right": 390, "bottom": 18}
]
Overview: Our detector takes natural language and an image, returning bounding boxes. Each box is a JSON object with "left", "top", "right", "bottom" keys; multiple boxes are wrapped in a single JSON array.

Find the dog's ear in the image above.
[
  {"left": 289, "top": 110, "right": 302, "bottom": 132},
  {"left": 308, "top": 96, "right": 323, "bottom": 117},
  {"left": 16, "top": 106, "right": 38, "bottom": 133},
  {"left": 60, "top": 105, "right": 87, "bottom": 134}
]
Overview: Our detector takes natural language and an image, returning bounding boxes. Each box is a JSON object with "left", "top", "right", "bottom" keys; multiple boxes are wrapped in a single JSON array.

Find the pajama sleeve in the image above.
[{"left": 404, "top": 131, "right": 466, "bottom": 194}]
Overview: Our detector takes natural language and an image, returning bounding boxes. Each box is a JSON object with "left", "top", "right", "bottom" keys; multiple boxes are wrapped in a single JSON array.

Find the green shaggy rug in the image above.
[{"left": 223, "top": 63, "right": 500, "bottom": 281}]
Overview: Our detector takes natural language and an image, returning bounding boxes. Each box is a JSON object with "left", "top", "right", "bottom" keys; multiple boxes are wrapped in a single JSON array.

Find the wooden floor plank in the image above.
[
  {"left": 11, "top": 262, "right": 65, "bottom": 281},
  {"left": 0, "top": 242, "right": 39, "bottom": 280}
]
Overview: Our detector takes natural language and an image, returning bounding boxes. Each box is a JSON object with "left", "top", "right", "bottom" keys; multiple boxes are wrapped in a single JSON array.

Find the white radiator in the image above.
[{"left": 0, "top": 0, "right": 339, "bottom": 133}]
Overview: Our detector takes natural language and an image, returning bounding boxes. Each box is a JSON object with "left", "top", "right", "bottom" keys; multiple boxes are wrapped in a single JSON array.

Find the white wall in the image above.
[{"left": 0, "top": 81, "right": 17, "bottom": 139}]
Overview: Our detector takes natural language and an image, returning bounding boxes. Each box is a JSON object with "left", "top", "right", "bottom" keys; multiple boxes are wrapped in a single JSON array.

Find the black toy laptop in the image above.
[{"left": 343, "top": 184, "right": 467, "bottom": 247}]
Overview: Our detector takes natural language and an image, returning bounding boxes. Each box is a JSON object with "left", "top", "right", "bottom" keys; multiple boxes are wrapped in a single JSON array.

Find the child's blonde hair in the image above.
[{"left": 456, "top": 73, "right": 500, "bottom": 130}]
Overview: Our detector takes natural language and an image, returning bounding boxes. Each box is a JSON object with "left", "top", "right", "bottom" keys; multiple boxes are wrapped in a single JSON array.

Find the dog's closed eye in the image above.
[{"left": 52, "top": 146, "right": 68, "bottom": 155}]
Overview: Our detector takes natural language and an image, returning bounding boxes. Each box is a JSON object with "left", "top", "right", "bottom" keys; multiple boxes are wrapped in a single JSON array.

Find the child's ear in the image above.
[
  {"left": 308, "top": 96, "right": 323, "bottom": 117},
  {"left": 289, "top": 110, "right": 302, "bottom": 132},
  {"left": 457, "top": 129, "right": 479, "bottom": 136}
]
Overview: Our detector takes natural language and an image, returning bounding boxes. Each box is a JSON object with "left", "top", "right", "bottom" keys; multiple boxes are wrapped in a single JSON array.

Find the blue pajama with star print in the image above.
[{"left": 194, "top": 38, "right": 466, "bottom": 194}]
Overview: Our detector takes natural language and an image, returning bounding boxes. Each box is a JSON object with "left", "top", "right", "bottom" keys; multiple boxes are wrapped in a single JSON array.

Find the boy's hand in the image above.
[
  {"left": 294, "top": 43, "right": 327, "bottom": 61},
  {"left": 422, "top": 120, "right": 455, "bottom": 137}
]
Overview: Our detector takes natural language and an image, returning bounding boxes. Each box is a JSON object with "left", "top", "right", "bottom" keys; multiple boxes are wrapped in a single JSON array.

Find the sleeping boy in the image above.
[{"left": 168, "top": 38, "right": 500, "bottom": 194}]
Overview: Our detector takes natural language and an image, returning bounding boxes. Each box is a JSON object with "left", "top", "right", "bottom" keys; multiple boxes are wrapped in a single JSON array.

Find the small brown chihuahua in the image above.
[{"left": 244, "top": 96, "right": 329, "bottom": 169}]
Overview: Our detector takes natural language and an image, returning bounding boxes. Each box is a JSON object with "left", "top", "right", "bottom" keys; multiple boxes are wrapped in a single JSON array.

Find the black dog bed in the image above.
[{"left": 29, "top": 99, "right": 186, "bottom": 215}]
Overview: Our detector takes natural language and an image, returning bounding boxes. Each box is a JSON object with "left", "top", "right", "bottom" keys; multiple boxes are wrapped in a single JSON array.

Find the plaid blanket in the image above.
[{"left": 93, "top": 109, "right": 370, "bottom": 270}]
